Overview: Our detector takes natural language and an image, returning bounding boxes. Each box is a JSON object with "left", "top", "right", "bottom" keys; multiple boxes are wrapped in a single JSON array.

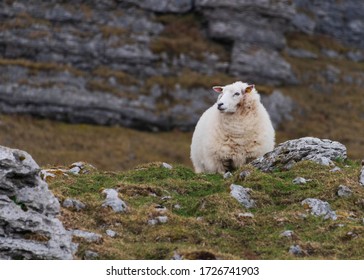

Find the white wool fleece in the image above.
[{"left": 190, "top": 81, "right": 275, "bottom": 174}]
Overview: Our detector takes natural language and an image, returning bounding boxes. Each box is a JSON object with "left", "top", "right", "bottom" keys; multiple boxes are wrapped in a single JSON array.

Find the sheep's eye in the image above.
[{"left": 233, "top": 92, "right": 240, "bottom": 96}]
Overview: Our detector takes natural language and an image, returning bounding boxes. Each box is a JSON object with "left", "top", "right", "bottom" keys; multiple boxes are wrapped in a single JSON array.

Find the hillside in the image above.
[
  {"left": 0, "top": 0, "right": 364, "bottom": 163},
  {"left": 47, "top": 159, "right": 364, "bottom": 259}
]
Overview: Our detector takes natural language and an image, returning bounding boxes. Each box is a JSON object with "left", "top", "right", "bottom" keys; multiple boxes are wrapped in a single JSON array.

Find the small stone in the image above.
[
  {"left": 106, "top": 229, "right": 117, "bottom": 238},
  {"left": 293, "top": 177, "right": 307, "bottom": 185},
  {"left": 337, "top": 185, "right": 353, "bottom": 198},
  {"left": 239, "top": 170, "right": 251, "bottom": 180},
  {"left": 84, "top": 250, "right": 99, "bottom": 259},
  {"left": 62, "top": 198, "right": 85, "bottom": 211},
  {"left": 230, "top": 184, "right": 255, "bottom": 209},
  {"left": 280, "top": 230, "right": 294, "bottom": 238},
  {"left": 359, "top": 165, "right": 364, "bottom": 186},
  {"left": 156, "top": 216, "right": 168, "bottom": 223},
  {"left": 72, "top": 230, "right": 102, "bottom": 243},
  {"left": 171, "top": 251, "right": 183, "bottom": 260},
  {"left": 102, "top": 189, "right": 127, "bottom": 213},
  {"left": 238, "top": 212, "right": 254, "bottom": 218},
  {"left": 173, "top": 204, "right": 181, "bottom": 210},
  {"left": 223, "top": 172, "right": 232, "bottom": 179},
  {"left": 196, "top": 217, "right": 203, "bottom": 221},
  {"left": 148, "top": 219, "right": 158, "bottom": 226},
  {"left": 68, "top": 166, "right": 81, "bottom": 175},
  {"left": 301, "top": 198, "right": 337, "bottom": 220},
  {"left": 289, "top": 245, "right": 303, "bottom": 256},
  {"left": 162, "top": 162, "right": 173, "bottom": 169},
  {"left": 330, "top": 166, "right": 341, "bottom": 172},
  {"left": 71, "top": 242, "right": 79, "bottom": 255},
  {"left": 161, "top": 196, "right": 172, "bottom": 200}
]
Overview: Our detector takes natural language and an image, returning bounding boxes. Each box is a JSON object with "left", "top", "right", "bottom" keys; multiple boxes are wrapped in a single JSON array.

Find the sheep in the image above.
[{"left": 190, "top": 81, "right": 275, "bottom": 174}]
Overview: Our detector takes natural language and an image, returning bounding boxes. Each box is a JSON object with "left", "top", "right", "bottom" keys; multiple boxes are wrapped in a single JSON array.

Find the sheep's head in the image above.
[{"left": 213, "top": 81, "right": 256, "bottom": 113}]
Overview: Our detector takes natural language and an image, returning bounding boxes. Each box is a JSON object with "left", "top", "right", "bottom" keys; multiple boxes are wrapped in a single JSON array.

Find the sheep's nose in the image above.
[{"left": 217, "top": 102, "right": 224, "bottom": 109}]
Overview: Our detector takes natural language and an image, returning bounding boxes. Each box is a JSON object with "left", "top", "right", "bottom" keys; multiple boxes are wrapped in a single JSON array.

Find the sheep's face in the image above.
[{"left": 213, "top": 81, "right": 255, "bottom": 113}]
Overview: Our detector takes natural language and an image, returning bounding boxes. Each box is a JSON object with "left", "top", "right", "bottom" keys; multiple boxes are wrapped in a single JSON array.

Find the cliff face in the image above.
[{"left": 0, "top": 0, "right": 363, "bottom": 131}]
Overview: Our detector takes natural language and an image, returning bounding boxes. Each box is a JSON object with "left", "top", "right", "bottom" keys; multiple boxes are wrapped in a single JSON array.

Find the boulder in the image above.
[
  {"left": 301, "top": 198, "right": 337, "bottom": 220},
  {"left": 0, "top": 146, "right": 73, "bottom": 259},
  {"left": 230, "top": 184, "right": 255, "bottom": 209},
  {"left": 251, "top": 137, "right": 347, "bottom": 172}
]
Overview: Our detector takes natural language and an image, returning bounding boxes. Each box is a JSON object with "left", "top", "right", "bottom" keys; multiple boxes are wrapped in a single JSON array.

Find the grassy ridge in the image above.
[{"left": 49, "top": 160, "right": 364, "bottom": 259}]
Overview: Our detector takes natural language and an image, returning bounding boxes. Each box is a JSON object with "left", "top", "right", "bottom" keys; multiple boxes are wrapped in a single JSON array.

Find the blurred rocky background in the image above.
[{"left": 0, "top": 0, "right": 363, "bottom": 170}]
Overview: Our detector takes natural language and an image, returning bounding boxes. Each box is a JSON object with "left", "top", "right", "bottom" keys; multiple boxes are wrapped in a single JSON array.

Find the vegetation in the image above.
[
  {"left": 151, "top": 14, "right": 229, "bottom": 61},
  {"left": 48, "top": 160, "right": 364, "bottom": 259}
]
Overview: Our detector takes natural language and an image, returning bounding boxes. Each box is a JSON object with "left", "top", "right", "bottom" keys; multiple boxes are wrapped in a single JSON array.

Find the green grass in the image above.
[{"left": 48, "top": 160, "right": 364, "bottom": 260}]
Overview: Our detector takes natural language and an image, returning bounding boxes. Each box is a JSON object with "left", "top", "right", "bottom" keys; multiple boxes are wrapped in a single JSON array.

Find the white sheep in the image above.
[{"left": 190, "top": 81, "right": 275, "bottom": 173}]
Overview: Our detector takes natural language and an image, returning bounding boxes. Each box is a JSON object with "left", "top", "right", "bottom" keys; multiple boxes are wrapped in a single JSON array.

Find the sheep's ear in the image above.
[
  {"left": 244, "top": 84, "right": 255, "bottom": 94},
  {"left": 212, "top": 86, "right": 223, "bottom": 93}
]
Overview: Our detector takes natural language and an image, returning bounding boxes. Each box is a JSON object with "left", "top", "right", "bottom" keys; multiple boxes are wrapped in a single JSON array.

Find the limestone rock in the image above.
[
  {"left": 230, "top": 44, "right": 297, "bottom": 86},
  {"left": 359, "top": 164, "right": 364, "bottom": 187},
  {"left": 72, "top": 230, "right": 102, "bottom": 243},
  {"left": 0, "top": 145, "right": 73, "bottom": 260},
  {"left": 301, "top": 198, "right": 337, "bottom": 220},
  {"left": 106, "top": 229, "right": 117, "bottom": 238},
  {"left": 124, "top": 0, "right": 193, "bottom": 13},
  {"left": 102, "top": 189, "right": 128, "bottom": 213},
  {"left": 251, "top": 137, "right": 347, "bottom": 172},
  {"left": 62, "top": 198, "right": 86, "bottom": 211},
  {"left": 293, "top": 177, "right": 307, "bottom": 185},
  {"left": 162, "top": 162, "right": 173, "bottom": 170},
  {"left": 337, "top": 185, "right": 353, "bottom": 198},
  {"left": 230, "top": 184, "right": 255, "bottom": 209},
  {"left": 261, "top": 90, "right": 294, "bottom": 129}
]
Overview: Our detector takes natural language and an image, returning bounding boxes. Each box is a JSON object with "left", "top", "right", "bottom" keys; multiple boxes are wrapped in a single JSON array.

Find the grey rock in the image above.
[
  {"left": 162, "top": 162, "right": 173, "bottom": 169},
  {"left": 124, "top": 0, "right": 193, "bottom": 13},
  {"left": 72, "top": 230, "right": 102, "bottom": 243},
  {"left": 102, "top": 189, "right": 128, "bottom": 213},
  {"left": 157, "top": 216, "right": 168, "bottom": 224},
  {"left": 347, "top": 50, "right": 364, "bottom": 62},
  {"left": 301, "top": 198, "right": 337, "bottom": 220},
  {"left": 174, "top": 204, "right": 181, "bottom": 210},
  {"left": 261, "top": 90, "right": 294, "bottom": 129},
  {"left": 337, "top": 185, "right": 353, "bottom": 198},
  {"left": 330, "top": 166, "right": 341, "bottom": 172},
  {"left": 293, "top": 177, "right": 307, "bottom": 185},
  {"left": 280, "top": 230, "right": 294, "bottom": 238},
  {"left": 230, "top": 184, "right": 255, "bottom": 209},
  {"left": 238, "top": 212, "right": 254, "bottom": 218},
  {"left": 148, "top": 219, "right": 158, "bottom": 226},
  {"left": 106, "top": 229, "right": 117, "bottom": 238},
  {"left": 323, "top": 65, "right": 341, "bottom": 84},
  {"left": 321, "top": 49, "right": 341, "bottom": 59},
  {"left": 239, "top": 170, "right": 251, "bottom": 180},
  {"left": 171, "top": 251, "right": 183, "bottom": 260},
  {"left": 62, "top": 198, "right": 86, "bottom": 211},
  {"left": 359, "top": 165, "right": 364, "bottom": 187},
  {"left": 230, "top": 43, "right": 297, "bottom": 86},
  {"left": 0, "top": 146, "right": 73, "bottom": 260},
  {"left": 161, "top": 196, "right": 172, "bottom": 201},
  {"left": 84, "top": 250, "right": 99, "bottom": 259},
  {"left": 251, "top": 137, "right": 347, "bottom": 172},
  {"left": 289, "top": 245, "right": 303, "bottom": 256},
  {"left": 286, "top": 48, "right": 318, "bottom": 59},
  {"left": 223, "top": 172, "right": 232, "bottom": 179}
]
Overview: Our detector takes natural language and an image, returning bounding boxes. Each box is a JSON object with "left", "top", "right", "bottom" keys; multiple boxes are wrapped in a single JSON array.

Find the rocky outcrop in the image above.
[
  {"left": 251, "top": 137, "right": 347, "bottom": 172},
  {"left": 0, "top": 0, "right": 363, "bottom": 130},
  {"left": 0, "top": 146, "right": 73, "bottom": 259}
]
